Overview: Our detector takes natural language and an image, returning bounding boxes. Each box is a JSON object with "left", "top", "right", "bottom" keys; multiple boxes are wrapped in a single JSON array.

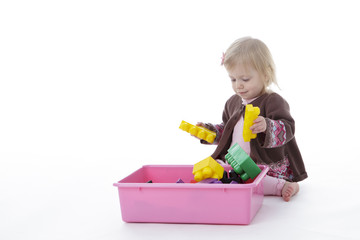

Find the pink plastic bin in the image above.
[{"left": 113, "top": 164, "right": 269, "bottom": 225}]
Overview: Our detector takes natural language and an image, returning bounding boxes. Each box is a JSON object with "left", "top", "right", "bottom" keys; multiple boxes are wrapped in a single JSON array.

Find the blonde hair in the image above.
[{"left": 222, "top": 37, "right": 278, "bottom": 90}]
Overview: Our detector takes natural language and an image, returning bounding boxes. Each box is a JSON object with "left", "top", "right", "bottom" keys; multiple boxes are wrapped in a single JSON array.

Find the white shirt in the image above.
[{"left": 230, "top": 97, "right": 259, "bottom": 155}]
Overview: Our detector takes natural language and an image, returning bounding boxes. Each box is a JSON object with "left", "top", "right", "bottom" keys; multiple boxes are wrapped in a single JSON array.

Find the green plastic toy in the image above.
[{"left": 225, "top": 143, "right": 262, "bottom": 181}]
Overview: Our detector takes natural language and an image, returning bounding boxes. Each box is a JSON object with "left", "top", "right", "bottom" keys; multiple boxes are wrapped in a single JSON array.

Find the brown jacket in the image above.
[{"left": 211, "top": 92, "right": 308, "bottom": 182}]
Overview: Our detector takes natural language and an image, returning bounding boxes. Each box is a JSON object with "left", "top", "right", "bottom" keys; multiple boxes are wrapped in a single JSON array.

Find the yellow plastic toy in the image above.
[
  {"left": 192, "top": 156, "right": 224, "bottom": 182},
  {"left": 243, "top": 104, "right": 260, "bottom": 142},
  {"left": 179, "top": 120, "right": 216, "bottom": 144}
]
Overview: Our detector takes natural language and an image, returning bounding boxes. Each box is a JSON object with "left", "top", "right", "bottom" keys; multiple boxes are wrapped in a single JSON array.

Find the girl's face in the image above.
[{"left": 227, "top": 64, "right": 266, "bottom": 100}]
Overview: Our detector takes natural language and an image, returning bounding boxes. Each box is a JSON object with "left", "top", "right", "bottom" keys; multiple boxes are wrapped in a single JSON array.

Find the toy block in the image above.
[
  {"left": 220, "top": 170, "right": 243, "bottom": 184},
  {"left": 179, "top": 120, "right": 216, "bottom": 144},
  {"left": 225, "top": 143, "right": 261, "bottom": 181},
  {"left": 198, "top": 178, "right": 223, "bottom": 184},
  {"left": 176, "top": 178, "right": 184, "bottom": 183},
  {"left": 192, "top": 156, "right": 224, "bottom": 182},
  {"left": 243, "top": 104, "right": 260, "bottom": 142},
  {"left": 220, "top": 170, "right": 231, "bottom": 183},
  {"left": 229, "top": 169, "right": 243, "bottom": 183}
]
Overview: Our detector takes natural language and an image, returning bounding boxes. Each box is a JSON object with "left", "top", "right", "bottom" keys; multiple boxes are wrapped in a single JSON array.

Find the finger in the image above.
[
  {"left": 204, "top": 123, "right": 216, "bottom": 132},
  {"left": 250, "top": 122, "right": 260, "bottom": 130},
  {"left": 250, "top": 127, "right": 257, "bottom": 133},
  {"left": 253, "top": 116, "right": 264, "bottom": 123},
  {"left": 251, "top": 128, "right": 261, "bottom": 134},
  {"left": 252, "top": 128, "right": 263, "bottom": 134},
  {"left": 252, "top": 118, "right": 260, "bottom": 124},
  {"left": 196, "top": 122, "right": 204, "bottom": 127},
  {"left": 250, "top": 124, "right": 265, "bottom": 134}
]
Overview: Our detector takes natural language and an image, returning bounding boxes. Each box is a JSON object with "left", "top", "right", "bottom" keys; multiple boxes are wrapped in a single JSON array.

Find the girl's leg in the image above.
[
  {"left": 263, "top": 175, "right": 299, "bottom": 201},
  {"left": 216, "top": 161, "right": 300, "bottom": 201},
  {"left": 263, "top": 175, "right": 285, "bottom": 196}
]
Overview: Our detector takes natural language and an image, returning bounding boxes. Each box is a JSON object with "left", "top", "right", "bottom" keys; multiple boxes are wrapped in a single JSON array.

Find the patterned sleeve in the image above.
[
  {"left": 258, "top": 93, "right": 296, "bottom": 148},
  {"left": 263, "top": 118, "right": 288, "bottom": 148},
  {"left": 200, "top": 122, "right": 224, "bottom": 145}
]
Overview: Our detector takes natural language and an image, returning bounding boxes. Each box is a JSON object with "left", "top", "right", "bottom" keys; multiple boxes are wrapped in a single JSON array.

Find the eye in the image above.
[
  {"left": 242, "top": 78, "right": 250, "bottom": 82},
  {"left": 230, "top": 78, "right": 236, "bottom": 82}
]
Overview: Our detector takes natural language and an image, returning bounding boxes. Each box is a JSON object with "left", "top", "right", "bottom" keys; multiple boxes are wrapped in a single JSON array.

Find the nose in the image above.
[{"left": 235, "top": 79, "right": 244, "bottom": 89}]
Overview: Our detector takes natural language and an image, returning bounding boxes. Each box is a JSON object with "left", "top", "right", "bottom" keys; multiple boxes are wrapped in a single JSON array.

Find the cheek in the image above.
[
  {"left": 231, "top": 82, "right": 236, "bottom": 91},
  {"left": 249, "top": 81, "right": 262, "bottom": 92}
]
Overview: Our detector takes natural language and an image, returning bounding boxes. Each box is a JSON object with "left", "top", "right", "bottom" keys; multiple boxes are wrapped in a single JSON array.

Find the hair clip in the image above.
[{"left": 221, "top": 52, "right": 225, "bottom": 65}]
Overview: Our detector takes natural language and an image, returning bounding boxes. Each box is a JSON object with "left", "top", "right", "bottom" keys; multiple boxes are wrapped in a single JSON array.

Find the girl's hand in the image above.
[
  {"left": 196, "top": 122, "right": 216, "bottom": 132},
  {"left": 195, "top": 122, "right": 216, "bottom": 144},
  {"left": 196, "top": 122, "right": 205, "bottom": 128},
  {"left": 250, "top": 116, "right": 267, "bottom": 134},
  {"left": 190, "top": 122, "right": 207, "bottom": 139}
]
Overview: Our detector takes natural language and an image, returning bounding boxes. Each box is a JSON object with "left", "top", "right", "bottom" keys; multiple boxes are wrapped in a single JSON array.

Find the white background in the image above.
[{"left": 1, "top": 0, "right": 360, "bottom": 239}]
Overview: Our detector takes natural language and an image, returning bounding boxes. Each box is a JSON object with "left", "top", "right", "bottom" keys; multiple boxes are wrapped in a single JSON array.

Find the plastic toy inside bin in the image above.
[{"left": 113, "top": 164, "right": 269, "bottom": 225}]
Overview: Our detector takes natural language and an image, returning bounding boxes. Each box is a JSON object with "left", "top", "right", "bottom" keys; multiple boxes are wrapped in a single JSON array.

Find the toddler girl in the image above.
[{"left": 198, "top": 37, "right": 307, "bottom": 201}]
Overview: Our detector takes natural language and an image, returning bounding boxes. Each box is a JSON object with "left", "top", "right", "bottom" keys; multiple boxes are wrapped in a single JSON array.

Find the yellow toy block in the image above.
[
  {"left": 192, "top": 156, "right": 224, "bottom": 182},
  {"left": 243, "top": 104, "right": 260, "bottom": 142},
  {"left": 179, "top": 120, "right": 216, "bottom": 144}
]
